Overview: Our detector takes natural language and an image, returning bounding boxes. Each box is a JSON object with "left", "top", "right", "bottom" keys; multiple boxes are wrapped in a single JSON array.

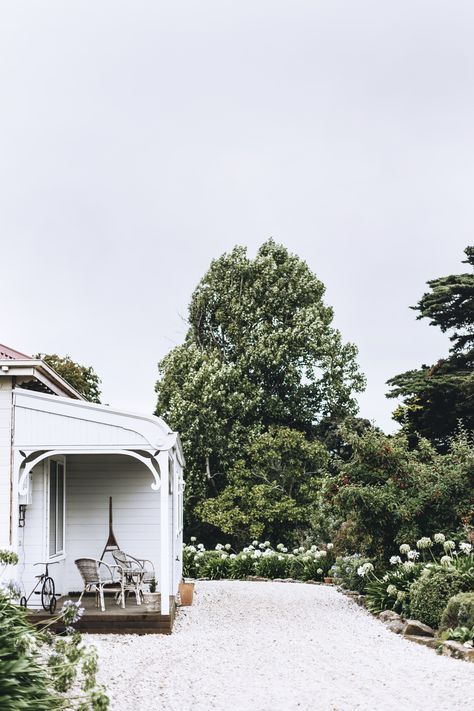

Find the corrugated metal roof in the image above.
[{"left": 0, "top": 343, "right": 31, "bottom": 360}]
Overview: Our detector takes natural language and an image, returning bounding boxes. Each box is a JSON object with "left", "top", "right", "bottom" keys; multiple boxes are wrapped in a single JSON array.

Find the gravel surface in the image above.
[{"left": 89, "top": 581, "right": 474, "bottom": 711}]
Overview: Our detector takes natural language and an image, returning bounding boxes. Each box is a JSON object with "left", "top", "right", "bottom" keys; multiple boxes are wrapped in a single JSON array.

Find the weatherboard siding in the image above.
[
  {"left": 64, "top": 454, "right": 167, "bottom": 594},
  {"left": 0, "top": 380, "right": 12, "bottom": 547}
]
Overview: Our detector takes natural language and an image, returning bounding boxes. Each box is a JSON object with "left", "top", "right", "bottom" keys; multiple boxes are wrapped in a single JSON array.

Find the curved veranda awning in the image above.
[{"left": 13, "top": 389, "right": 184, "bottom": 497}]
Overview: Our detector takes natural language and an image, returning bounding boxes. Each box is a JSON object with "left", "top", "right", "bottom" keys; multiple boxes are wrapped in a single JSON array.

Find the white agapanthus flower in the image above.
[
  {"left": 215, "top": 543, "right": 224, "bottom": 551},
  {"left": 433, "top": 533, "right": 446, "bottom": 544},
  {"left": 357, "top": 562, "right": 374, "bottom": 577},
  {"left": 311, "top": 545, "right": 318, "bottom": 552},
  {"left": 187, "top": 545, "right": 196, "bottom": 553},
  {"left": 317, "top": 568, "right": 323, "bottom": 575},
  {"left": 224, "top": 543, "right": 231, "bottom": 550},
  {"left": 276, "top": 543, "right": 285, "bottom": 551},
  {"left": 252, "top": 541, "right": 259, "bottom": 547},
  {"left": 282, "top": 547, "right": 288, "bottom": 553},
  {"left": 403, "top": 561, "right": 415, "bottom": 570},
  {"left": 241, "top": 554, "right": 247, "bottom": 560},
  {"left": 278, "top": 555, "right": 284, "bottom": 561},
  {"left": 190, "top": 536, "right": 197, "bottom": 542},
  {"left": 407, "top": 550, "right": 420, "bottom": 560},
  {"left": 440, "top": 555, "right": 453, "bottom": 565},
  {"left": 298, "top": 547, "right": 305, "bottom": 553},
  {"left": 326, "top": 543, "right": 334, "bottom": 550},
  {"left": 220, "top": 554, "right": 228, "bottom": 560},
  {"left": 444, "top": 540, "right": 456, "bottom": 552},
  {"left": 390, "top": 555, "right": 402, "bottom": 565},
  {"left": 399, "top": 544, "right": 410, "bottom": 554},
  {"left": 229, "top": 554, "right": 236, "bottom": 559},
  {"left": 318, "top": 550, "right": 327, "bottom": 558},
  {"left": 416, "top": 537, "right": 432, "bottom": 550},
  {"left": 264, "top": 541, "right": 271, "bottom": 548},
  {"left": 197, "top": 543, "right": 205, "bottom": 550},
  {"left": 459, "top": 542, "right": 472, "bottom": 554},
  {"left": 396, "top": 591, "right": 407, "bottom": 602},
  {"left": 293, "top": 549, "right": 299, "bottom": 555},
  {"left": 386, "top": 584, "right": 397, "bottom": 597}
]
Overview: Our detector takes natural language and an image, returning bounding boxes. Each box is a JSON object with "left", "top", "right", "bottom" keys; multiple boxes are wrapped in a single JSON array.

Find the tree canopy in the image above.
[
  {"left": 387, "top": 246, "right": 474, "bottom": 449},
  {"left": 156, "top": 240, "right": 365, "bottom": 542},
  {"left": 36, "top": 353, "right": 102, "bottom": 403}
]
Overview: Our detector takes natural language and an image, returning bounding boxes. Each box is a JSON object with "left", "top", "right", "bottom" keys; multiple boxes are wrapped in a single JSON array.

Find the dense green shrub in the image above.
[
  {"left": 254, "top": 553, "right": 289, "bottom": 579},
  {"left": 196, "top": 552, "right": 232, "bottom": 579},
  {"left": 228, "top": 554, "right": 256, "bottom": 579},
  {"left": 365, "top": 565, "right": 424, "bottom": 616},
  {"left": 440, "top": 592, "right": 474, "bottom": 630},
  {"left": 409, "top": 568, "right": 464, "bottom": 628},
  {"left": 330, "top": 428, "right": 474, "bottom": 561}
]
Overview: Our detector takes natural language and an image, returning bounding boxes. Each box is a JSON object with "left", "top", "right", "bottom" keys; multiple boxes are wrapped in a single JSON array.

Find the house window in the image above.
[{"left": 49, "top": 460, "right": 65, "bottom": 557}]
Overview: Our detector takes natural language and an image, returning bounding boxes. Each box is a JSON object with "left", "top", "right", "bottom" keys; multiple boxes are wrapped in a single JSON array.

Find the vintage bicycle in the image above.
[{"left": 19, "top": 561, "right": 59, "bottom": 613}]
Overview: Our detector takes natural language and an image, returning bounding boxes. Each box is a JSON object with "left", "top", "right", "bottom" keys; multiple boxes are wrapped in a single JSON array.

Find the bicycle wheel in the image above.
[
  {"left": 19, "top": 596, "right": 27, "bottom": 608},
  {"left": 49, "top": 596, "right": 57, "bottom": 614},
  {"left": 41, "top": 577, "right": 55, "bottom": 612}
]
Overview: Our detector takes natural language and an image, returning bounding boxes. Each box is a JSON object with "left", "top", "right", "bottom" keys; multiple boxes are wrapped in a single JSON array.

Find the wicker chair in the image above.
[
  {"left": 112, "top": 550, "right": 156, "bottom": 605},
  {"left": 75, "top": 558, "right": 124, "bottom": 612}
]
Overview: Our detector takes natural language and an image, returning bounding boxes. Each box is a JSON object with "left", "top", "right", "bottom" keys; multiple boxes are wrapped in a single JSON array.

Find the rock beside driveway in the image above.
[{"left": 403, "top": 619, "right": 436, "bottom": 637}]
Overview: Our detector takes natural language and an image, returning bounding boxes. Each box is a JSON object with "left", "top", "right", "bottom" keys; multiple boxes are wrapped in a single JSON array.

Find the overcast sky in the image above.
[{"left": 1, "top": 1, "right": 472, "bottom": 432}]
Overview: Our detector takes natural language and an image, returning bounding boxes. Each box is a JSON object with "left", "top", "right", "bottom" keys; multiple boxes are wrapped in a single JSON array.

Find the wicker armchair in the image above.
[
  {"left": 112, "top": 550, "right": 156, "bottom": 605},
  {"left": 75, "top": 558, "right": 124, "bottom": 612}
]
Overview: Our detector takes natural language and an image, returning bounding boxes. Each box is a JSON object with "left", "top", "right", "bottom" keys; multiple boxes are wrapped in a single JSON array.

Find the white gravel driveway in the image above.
[{"left": 90, "top": 581, "right": 474, "bottom": 711}]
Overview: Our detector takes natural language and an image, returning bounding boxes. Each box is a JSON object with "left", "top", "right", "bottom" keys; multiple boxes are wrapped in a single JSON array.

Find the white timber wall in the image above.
[
  {"left": 0, "top": 380, "right": 12, "bottom": 548},
  {"left": 64, "top": 454, "right": 172, "bottom": 594},
  {"left": 17, "top": 461, "right": 68, "bottom": 603}
]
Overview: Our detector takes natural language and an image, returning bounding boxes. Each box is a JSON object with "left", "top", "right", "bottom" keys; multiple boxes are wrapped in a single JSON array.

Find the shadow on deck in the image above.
[{"left": 28, "top": 593, "right": 177, "bottom": 634}]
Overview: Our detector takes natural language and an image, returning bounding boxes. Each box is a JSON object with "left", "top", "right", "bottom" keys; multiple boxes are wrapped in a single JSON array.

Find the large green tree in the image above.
[
  {"left": 156, "top": 240, "right": 365, "bottom": 541},
  {"left": 35, "top": 353, "right": 102, "bottom": 403},
  {"left": 387, "top": 246, "right": 474, "bottom": 450}
]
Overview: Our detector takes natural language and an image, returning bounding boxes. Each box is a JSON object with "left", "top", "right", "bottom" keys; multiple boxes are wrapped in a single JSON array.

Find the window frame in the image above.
[{"left": 47, "top": 456, "right": 66, "bottom": 560}]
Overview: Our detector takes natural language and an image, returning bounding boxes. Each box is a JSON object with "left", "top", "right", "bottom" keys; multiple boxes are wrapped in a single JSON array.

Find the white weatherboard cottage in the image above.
[{"left": 0, "top": 344, "right": 184, "bottom": 616}]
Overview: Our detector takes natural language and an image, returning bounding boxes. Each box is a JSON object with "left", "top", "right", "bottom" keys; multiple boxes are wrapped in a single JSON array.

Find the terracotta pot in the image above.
[
  {"left": 324, "top": 577, "right": 333, "bottom": 584},
  {"left": 179, "top": 580, "right": 195, "bottom": 606}
]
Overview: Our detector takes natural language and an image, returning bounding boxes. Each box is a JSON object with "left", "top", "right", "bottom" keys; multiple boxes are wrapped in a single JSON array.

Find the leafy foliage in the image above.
[
  {"left": 409, "top": 568, "right": 465, "bottom": 629},
  {"left": 156, "top": 240, "right": 364, "bottom": 541},
  {"left": 364, "top": 565, "right": 423, "bottom": 616},
  {"left": 198, "top": 426, "right": 329, "bottom": 546},
  {"left": 387, "top": 246, "right": 474, "bottom": 450},
  {"left": 329, "top": 426, "right": 474, "bottom": 561},
  {"left": 440, "top": 592, "right": 474, "bottom": 631},
  {"left": 36, "top": 353, "right": 102, "bottom": 403}
]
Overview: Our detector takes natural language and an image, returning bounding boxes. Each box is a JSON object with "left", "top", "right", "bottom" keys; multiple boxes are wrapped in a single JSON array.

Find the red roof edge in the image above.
[{"left": 0, "top": 343, "right": 32, "bottom": 360}]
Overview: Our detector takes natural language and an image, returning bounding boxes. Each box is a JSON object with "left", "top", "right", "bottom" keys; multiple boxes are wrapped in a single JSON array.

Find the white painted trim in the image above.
[
  {"left": 46, "top": 456, "right": 66, "bottom": 559},
  {"left": 158, "top": 450, "right": 170, "bottom": 615},
  {"left": 18, "top": 449, "right": 162, "bottom": 496}
]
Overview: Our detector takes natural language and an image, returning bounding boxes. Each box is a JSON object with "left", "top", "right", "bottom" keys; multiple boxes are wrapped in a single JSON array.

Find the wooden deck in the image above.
[{"left": 28, "top": 594, "right": 177, "bottom": 634}]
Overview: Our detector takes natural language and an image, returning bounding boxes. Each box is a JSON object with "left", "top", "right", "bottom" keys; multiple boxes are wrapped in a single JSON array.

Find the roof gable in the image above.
[{"left": 0, "top": 343, "right": 31, "bottom": 360}]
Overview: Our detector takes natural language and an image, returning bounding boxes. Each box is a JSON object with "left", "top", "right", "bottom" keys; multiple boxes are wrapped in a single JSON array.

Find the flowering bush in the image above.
[
  {"left": 359, "top": 534, "right": 474, "bottom": 627},
  {"left": 330, "top": 555, "right": 374, "bottom": 593},
  {"left": 182, "top": 539, "right": 335, "bottom": 583},
  {"left": 0, "top": 549, "right": 109, "bottom": 710}
]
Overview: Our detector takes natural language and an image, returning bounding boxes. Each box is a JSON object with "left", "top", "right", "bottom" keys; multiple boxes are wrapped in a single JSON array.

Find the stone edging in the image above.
[{"left": 339, "top": 588, "right": 474, "bottom": 663}]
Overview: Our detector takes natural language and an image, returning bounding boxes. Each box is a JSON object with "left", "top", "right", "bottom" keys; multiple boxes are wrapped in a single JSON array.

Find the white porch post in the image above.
[{"left": 158, "top": 450, "right": 170, "bottom": 615}]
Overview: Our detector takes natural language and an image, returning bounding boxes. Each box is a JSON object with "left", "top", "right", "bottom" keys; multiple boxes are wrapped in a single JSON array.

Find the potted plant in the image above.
[
  {"left": 142, "top": 577, "right": 160, "bottom": 609},
  {"left": 178, "top": 578, "right": 195, "bottom": 606}
]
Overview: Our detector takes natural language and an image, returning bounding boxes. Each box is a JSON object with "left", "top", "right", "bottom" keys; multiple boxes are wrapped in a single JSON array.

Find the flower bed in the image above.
[{"left": 183, "top": 538, "right": 335, "bottom": 583}]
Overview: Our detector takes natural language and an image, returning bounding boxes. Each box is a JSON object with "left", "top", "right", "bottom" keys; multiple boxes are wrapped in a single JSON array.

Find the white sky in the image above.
[{"left": 1, "top": 1, "right": 472, "bottom": 432}]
